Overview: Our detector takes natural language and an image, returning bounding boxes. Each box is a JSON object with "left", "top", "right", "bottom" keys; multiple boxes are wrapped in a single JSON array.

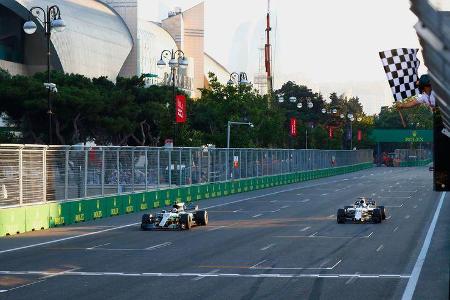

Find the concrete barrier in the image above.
[{"left": 0, "top": 162, "right": 373, "bottom": 236}]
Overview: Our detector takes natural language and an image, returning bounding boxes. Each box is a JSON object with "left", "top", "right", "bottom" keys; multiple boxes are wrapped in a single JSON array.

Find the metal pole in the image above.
[
  {"left": 64, "top": 149, "right": 69, "bottom": 200},
  {"left": 350, "top": 121, "right": 353, "bottom": 150},
  {"left": 189, "top": 148, "right": 192, "bottom": 184},
  {"left": 145, "top": 149, "right": 148, "bottom": 191},
  {"left": 19, "top": 148, "right": 23, "bottom": 205},
  {"left": 84, "top": 149, "right": 88, "bottom": 198},
  {"left": 168, "top": 149, "right": 172, "bottom": 187},
  {"left": 101, "top": 148, "right": 105, "bottom": 196},
  {"left": 46, "top": 11, "right": 53, "bottom": 145},
  {"left": 207, "top": 149, "right": 211, "bottom": 183},
  {"left": 157, "top": 148, "right": 160, "bottom": 189},
  {"left": 227, "top": 121, "right": 231, "bottom": 149},
  {"left": 131, "top": 148, "right": 135, "bottom": 192},
  {"left": 43, "top": 148, "right": 47, "bottom": 202},
  {"left": 116, "top": 148, "right": 120, "bottom": 193},
  {"left": 305, "top": 128, "right": 308, "bottom": 150},
  {"left": 179, "top": 149, "right": 182, "bottom": 186}
]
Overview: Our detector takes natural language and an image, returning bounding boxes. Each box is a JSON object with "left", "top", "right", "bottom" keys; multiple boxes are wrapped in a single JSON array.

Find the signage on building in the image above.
[
  {"left": 290, "top": 118, "right": 297, "bottom": 136},
  {"left": 175, "top": 95, "right": 187, "bottom": 123}
]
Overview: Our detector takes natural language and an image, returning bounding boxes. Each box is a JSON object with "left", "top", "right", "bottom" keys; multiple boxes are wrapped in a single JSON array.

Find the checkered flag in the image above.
[{"left": 379, "top": 48, "right": 420, "bottom": 101}]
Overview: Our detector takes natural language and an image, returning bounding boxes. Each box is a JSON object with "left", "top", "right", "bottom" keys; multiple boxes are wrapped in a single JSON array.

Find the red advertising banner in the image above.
[
  {"left": 357, "top": 129, "right": 362, "bottom": 141},
  {"left": 328, "top": 126, "right": 334, "bottom": 139},
  {"left": 290, "top": 117, "right": 297, "bottom": 136},
  {"left": 175, "top": 95, "right": 187, "bottom": 123}
]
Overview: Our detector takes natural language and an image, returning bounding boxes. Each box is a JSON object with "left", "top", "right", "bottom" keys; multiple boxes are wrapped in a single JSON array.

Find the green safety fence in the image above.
[{"left": 0, "top": 162, "right": 373, "bottom": 236}]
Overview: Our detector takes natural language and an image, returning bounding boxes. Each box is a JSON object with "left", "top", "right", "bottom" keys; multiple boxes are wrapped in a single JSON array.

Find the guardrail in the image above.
[
  {"left": 0, "top": 145, "right": 373, "bottom": 208},
  {"left": 0, "top": 162, "right": 373, "bottom": 236},
  {"left": 399, "top": 159, "right": 433, "bottom": 167}
]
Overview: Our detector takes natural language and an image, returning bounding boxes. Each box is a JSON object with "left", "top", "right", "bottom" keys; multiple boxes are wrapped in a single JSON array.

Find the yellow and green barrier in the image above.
[{"left": 0, "top": 162, "right": 373, "bottom": 236}]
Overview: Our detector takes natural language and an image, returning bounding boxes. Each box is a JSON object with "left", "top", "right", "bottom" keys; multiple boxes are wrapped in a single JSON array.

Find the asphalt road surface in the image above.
[{"left": 0, "top": 167, "right": 448, "bottom": 300}]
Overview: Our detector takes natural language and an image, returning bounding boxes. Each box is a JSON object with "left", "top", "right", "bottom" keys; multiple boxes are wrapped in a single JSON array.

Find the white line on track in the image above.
[
  {"left": 145, "top": 242, "right": 172, "bottom": 250},
  {"left": 86, "top": 243, "right": 110, "bottom": 250},
  {"left": 413, "top": 205, "right": 418, "bottom": 209},
  {"left": 393, "top": 226, "right": 399, "bottom": 232},
  {"left": 385, "top": 203, "right": 404, "bottom": 208},
  {"left": 207, "top": 226, "right": 227, "bottom": 232},
  {"left": 281, "top": 205, "right": 289, "bottom": 209},
  {"left": 309, "top": 232, "right": 318, "bottom": 237},
  {"left": 386, "top": 216, "right": 392, "bottom": 220},
  {"left": 0, "top": 176, "right": 355, "bottom": 255},
  {"left": 0, "top": 222, "right": 140, "bottom": 255},
  {"left": 192, "top": 269, "right": 220, "bottom": 281},
  {"left": 270, "top": 209, "right": 281, "bottom": 213},
  {"left": 300, "top": 199, "right": 310, "bottom": 203},
  {"left": 321, "top": 193, "right": 328, "bottom": 196},
  {"left": 0, "top": 270, "right": 411, "bottom": 279},
  {"left": 260, "top": 244, "right": 275, "bottom": 251},
  {"left": 250, "top": 260, "right": 267, "bottom": 269},
  {"left": 0, "top": 290, "right": 7, "bottom": 293},
  {"left": 376, "top": 245, "right": 384, "bottom": 252},
  {"left": 402, "top": 192, "right": 446, "bottom": 300},
  {"left": 233, "top": 209, "right": 242, "bottom": 213},
  {"left": 252, "top": 214, "right": 263, "bottom": 218},
  {"left": 345, "top": 272, "right": 359, "bottom": 285},
  {"left": 404, "top": 215, "right": 410, "bottom": 219},
  {"left": 300, "top": 226, "right": 311, "bottom": 232}
]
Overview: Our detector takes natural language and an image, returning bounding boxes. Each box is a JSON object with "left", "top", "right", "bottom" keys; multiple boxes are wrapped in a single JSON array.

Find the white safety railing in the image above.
[{"left": 0, "top": 145, "right": 373, "bottom": 207}]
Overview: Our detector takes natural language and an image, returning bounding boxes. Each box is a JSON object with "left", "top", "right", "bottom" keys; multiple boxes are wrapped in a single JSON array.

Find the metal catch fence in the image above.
[{"left": 0, "top": 145, "right": 373, "bottom": 207}]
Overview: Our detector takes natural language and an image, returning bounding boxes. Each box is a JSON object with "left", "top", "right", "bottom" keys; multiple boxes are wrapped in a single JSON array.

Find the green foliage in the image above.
[{"left": 2, "top": 69, "right": 425, "bottom": 150}]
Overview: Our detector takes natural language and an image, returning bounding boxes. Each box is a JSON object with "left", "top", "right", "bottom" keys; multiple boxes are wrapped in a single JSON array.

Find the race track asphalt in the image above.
[{"left": 0, "top": 167, "right": 448, "bottom": 300}]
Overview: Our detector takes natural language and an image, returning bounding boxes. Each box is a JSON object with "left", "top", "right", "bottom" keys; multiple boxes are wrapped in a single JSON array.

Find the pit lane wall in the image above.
[{"left": 0, "top": 162, "right": 372, "bottom": 236}]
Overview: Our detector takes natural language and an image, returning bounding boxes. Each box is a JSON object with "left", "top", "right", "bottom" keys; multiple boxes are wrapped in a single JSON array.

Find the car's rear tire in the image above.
[
  {"left": 142, "top": 214, "right": 151, "bottom": 224},
  {"left": 337, "top": 209, "right": 346, "bottom": 224},
  {"left": 180, "top": 214, "right": 192, "bottom": 230},
  {"left": 377, "top": 206, "right": 386, "bottom": 220},
  {"left": 372, "top": 209, "right": 382, "bottom": 223},
  {"left": 196, "top": 210, "right": 208, "bottom": 226}
]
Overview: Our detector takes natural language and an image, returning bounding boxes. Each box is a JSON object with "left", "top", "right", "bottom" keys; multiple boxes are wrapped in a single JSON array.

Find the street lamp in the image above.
[
  {"left": 158, "top": 49, "right": 188, "bottom": 146},
  {"left": 23, "top": 5, "right": 66, "bottom": 144},
  {"left": 226, "top": 121, "right": 254, "bottom": 180},
  {"left": 228, "top": 72, "right": 249, "bottom": 85}
]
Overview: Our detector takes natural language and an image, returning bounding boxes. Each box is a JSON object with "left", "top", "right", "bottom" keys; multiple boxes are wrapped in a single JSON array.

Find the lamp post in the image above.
[
  {"left": 23, "top": 5, "right": 66, "bottom": 145},
  {"left": 157, "top": 49, "right": 188, "bottom": 146},
  {"left": 226, "top": 121, "right": 254, "bottom": 180}
]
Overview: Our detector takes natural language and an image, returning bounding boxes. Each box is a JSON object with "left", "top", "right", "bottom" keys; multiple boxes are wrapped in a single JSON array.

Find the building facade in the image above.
[{"left": 0, "top": 0, "right": 229, "bottom": 98}]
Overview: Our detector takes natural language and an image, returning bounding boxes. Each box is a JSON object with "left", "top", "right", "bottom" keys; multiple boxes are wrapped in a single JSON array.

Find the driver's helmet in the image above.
[{"left": 172, "top": 208, "right": 178, "bottom": 213}]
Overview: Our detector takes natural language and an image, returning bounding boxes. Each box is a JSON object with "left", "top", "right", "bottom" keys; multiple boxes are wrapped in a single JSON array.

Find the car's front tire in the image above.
[
  {"left": 372, "top": 209, "right": 382, "bottom": 223},
  {"left": 377, "top": 206, "right": 386, "bottom": 220},
  {"left": 337, "top": 209, "right": 346, "bottom": 224},
  {"left": 180, "top": 214, "right": 192, "bottom": 230},
  {"left": 195, "top": 210, "right": 208, "bottom": 226}
]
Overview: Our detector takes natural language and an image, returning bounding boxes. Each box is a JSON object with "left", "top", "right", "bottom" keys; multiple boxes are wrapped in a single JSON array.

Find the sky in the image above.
[{"left": 140, "top": 0, "right": 429, "bottom": 115}]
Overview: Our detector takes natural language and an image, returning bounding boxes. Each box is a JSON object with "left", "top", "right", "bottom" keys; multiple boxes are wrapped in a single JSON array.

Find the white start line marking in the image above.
[
  {"left": 260, "top": 244, "right": 276, "bottom": 251},
  {"left": 0, "top": 270, "right": 411, "bottom": 280}
]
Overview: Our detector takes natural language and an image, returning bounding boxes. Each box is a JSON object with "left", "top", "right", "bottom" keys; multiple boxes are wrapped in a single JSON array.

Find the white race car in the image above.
[
  {"left": 141, "top": 202, "right": 208, "bottom": 230},
  {"left": 337, "top": 197, "right": 386, "bottom": 224}
]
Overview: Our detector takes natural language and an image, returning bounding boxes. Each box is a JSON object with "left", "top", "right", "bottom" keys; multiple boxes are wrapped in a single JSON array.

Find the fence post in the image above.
[
  {"left": 65, "top": 148, "right": 69, "bottom": 200},
  {"left": 225, "top": 148, "right": 229, "bottom": 181},
  {"left": 189, "top": 148, "right": 192, "bottom": 184},
  {"left": 157, "top": 148, "right": 160, "bottom": 189},
  {"left": 131, "top": 148, "right": 135, "bottom": 192},
  {"left": 168, "top": 149, "right": 172, "bottom": 187},
  {"left": 84, "top": 149, "right": 88, "bottom": 198},
  {"left": 179, "top": 149, "right": 183, "bottom": 186},
  {"left": 43, "top": 148, "right": 47, "bottom": 202},
  {"left": 116, "top": 148, "right": 120, "bottom": 194},
  {"left": 145, "top": 149, "right": 148, "bottom": 191},
  {"left": 207, "top": 149, "right": 211, "bottom": 183},
  {"left": 101, "top": 148, "right": 105, "bottom": 196},
  {"left": 199, "top": 149, "right": 202, "bottom": 183},
  {"left": 19, "top": 147, "right": 23, "bottom": 205}
]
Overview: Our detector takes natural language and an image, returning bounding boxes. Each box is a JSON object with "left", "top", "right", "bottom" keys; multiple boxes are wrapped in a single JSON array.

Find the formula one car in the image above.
[
  {"left": 337, "top": 197, "right": 386, "bottom": 224},
  {"left": 141, "top": 202, "right": 208, "bottom": 230}
]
